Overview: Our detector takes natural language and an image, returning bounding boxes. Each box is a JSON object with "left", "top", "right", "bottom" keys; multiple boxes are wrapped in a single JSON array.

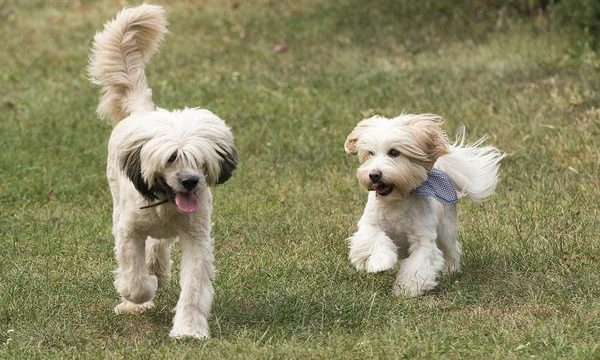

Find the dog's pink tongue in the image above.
[{"left": 175, "top": 192, "right": 198, "bottom": 213}]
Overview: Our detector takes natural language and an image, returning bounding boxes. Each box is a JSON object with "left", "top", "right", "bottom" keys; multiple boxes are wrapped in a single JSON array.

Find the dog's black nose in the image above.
[
  {"left": 180, "top": 176, "right": 199, "bottom": 191},
  {"left": 369, "top": 170, "right": 382, "bottom": 183}
]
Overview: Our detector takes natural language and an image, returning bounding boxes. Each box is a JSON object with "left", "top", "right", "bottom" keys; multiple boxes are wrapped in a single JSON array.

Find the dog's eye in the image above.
[
  {"left": 167, "top": 152, "right": 178, "bottom": 164},
  {"left": 367, "top": 151, "right": 375, "bottom": 156},
  {"left": 387, "top": 148, "right": 400, "bottom": 157}
]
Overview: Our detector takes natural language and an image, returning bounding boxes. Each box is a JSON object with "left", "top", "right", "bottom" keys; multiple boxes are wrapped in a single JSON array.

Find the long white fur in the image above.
[
  {"left": 112, "top": 108, "right": 235, "bottom": 188},
  {"left": 346, "top": 114, "right": 503, "bottom": 296},
  {"left": 89, "top": 4, "right": 236, "bottom": 340},
  {"left": 435, "top": 130, "right": 505, "bottom": 200},
  {"left": 88, "top": 4, "right": 167, "bottom": 122}
]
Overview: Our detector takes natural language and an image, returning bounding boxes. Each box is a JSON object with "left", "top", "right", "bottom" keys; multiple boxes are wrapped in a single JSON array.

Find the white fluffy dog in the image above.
[
  {"left": 88, "top": 4, "right": 237, "bottom": 339},
  {"left": 344, "top": 114, "right": 504, "bottom": 296}
]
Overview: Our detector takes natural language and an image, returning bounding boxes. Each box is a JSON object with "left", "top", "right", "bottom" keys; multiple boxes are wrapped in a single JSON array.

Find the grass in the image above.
[{"left": 1, "top": 0, "right": 599, "bottom": 358}]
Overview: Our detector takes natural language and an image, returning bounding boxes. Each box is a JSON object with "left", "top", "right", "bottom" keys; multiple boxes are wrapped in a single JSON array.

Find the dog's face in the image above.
[
  {"left": 118, "top": 109, "right": 237, "bottom": 213},
  {"left": 345, "top": 114, "right": 449, "bottom": 198}
]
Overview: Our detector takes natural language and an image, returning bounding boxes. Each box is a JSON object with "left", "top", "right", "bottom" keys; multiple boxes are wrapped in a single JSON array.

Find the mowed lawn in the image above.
[{"left": 1, "top": 0, "right": 598, "bottom": 358}]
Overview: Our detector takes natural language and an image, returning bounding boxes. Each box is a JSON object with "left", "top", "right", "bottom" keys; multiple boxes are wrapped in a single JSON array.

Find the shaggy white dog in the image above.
[
  {"left": 88, "top": 4, "right": 237, "bottom": 339},
  {"left": 345, "top": 114, "right": 504, "bottom": 296}
]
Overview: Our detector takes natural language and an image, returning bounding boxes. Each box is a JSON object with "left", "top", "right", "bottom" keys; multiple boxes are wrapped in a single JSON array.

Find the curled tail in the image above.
[
  {"left": 435, "top": 129, "right": 505, "bottom": 201},
  {"left": 88, "top": 4, "right": 167, "bottom": 123}
]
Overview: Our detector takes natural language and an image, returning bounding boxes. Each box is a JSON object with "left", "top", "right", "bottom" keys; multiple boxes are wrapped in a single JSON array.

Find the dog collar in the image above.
[
  {"left": 139, "top": 198, "right": 170, "bottom": 209},
  {"left": 411, "top": 168, "right": 458, "bottom": 205}
]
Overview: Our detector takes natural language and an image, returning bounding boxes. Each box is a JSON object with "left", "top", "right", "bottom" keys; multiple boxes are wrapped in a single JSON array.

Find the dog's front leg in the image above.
[
  {"left": 348, "top": 224, "right": 398, "bottom": 273},
  {"left": 169, "top": 231, "right": 214, "bottom": 340},
  {"left": 393, "top": 229, "right": 444, "bottom": 297},
  {"left": 113, "top": 231, "right": 157, "bottom": 314}
]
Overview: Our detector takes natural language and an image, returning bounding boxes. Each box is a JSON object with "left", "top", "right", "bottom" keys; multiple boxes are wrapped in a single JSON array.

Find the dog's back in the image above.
[{"left": 88, "top": 4, "right": 167, "bottom": 123}]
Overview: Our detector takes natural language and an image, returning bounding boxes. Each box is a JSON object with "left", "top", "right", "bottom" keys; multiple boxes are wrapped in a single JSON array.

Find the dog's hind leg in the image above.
[
  {"left": 436, "top": 206, "right": 462, "bottom": 275},
  {"left": 146, "top": 237, "right": 173, "bottom": 288}
]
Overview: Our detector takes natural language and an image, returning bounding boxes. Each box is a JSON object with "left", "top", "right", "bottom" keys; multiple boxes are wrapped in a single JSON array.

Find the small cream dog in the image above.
[
  {"left": 89, "top": 4, "right": 237, "bottom": 339},
  {"left": 344, "top": 114, "right": 503, "bottom": 296}
]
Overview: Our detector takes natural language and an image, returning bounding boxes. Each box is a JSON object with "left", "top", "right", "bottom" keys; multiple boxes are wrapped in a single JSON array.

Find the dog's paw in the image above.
[
  {"left": 169, "top": 328, "right": 209, "bottom": 340},
  {"left": 117, "top": 275, "right": 158, "bottom": 304},
  {"left": 350, "top": 249, "right": 397, "bottom": 273},
  {"left": 392, "top": 283, "right": 423, "bottom": 297},
  {"left": 392, "top": 277, "right": 436, "bottom": 297},
  {"left": 348, "top": 232, "right": 398, "bottom": 273},
  {"left": 350, "top": 255, "right": 368, "bottom": 272},
  {"left": 365, "top": 250, "right": 397, "bottom": 273},
  {"left": 114, "top": 300, "right": 154, "bottom": 315},
  {"left": 441, "top": 260, "right": 461, "bottom": 275}
]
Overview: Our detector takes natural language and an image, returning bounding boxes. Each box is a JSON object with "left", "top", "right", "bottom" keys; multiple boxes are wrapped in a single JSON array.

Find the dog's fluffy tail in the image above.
[
  {"left": 88, "top": 4, "right": 167, "bottom": 123},
  {"left": 435, "top": 129, "right": 505, "bottom": 201}
]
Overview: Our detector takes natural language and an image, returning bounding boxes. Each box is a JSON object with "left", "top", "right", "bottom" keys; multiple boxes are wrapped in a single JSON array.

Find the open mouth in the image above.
[
  {"left": 160, "top": 178, "right": 199, "bottom": 213},
  {"left": 141, "top": 179, "right": 199, "bottom": 213},
  {"left": 174, "top": 191, "right": 199, "bottom": 213},
  {"left": 371, "top": 182, "right": 394, "bottom": 196}
]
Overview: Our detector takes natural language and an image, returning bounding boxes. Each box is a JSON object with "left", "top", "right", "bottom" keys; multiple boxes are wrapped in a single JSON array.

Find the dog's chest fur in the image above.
[
  {"left": 363, "top": 192, "right": 441, "bottom": 241},
  {"left": 134, "top": 207, "right": 193, "bottom": 238}
]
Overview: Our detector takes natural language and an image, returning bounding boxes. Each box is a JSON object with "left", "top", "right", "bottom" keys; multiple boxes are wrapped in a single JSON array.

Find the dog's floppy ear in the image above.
[
  {"left": 344, "top": 117, "right": 378, "bottom": 155},
  {"left": 215, "top": 144, "right": 238, "bottom": 185},
  {"left": 121, "top": 145, "right": 157, "bottom": 200},
  {"left": 402, "top": 114, "right": 449, "bottom": 166}
]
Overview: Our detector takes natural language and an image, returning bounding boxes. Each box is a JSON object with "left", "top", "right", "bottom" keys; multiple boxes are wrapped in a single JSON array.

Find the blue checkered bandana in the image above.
[{"left": 411, "top": 168, "right": 459, "bottom": 205}]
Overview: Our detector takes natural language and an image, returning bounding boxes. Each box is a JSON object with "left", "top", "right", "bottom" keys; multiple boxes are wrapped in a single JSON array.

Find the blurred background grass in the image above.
[{"left": 0, "top": 0, "right": 598, "bottom": 358}]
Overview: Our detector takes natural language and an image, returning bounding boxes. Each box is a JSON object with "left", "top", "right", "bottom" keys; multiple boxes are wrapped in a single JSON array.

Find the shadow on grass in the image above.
[
  {"left": 91, "top": 238, "right": 566, "bottom": 343},
  {"left": 208, "top": 268, "right": 399, "bottom": 337}
]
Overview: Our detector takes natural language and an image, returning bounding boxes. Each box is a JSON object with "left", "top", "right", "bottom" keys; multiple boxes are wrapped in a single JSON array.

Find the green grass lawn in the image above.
[{"left": 1, "top": 0, "right": 599, "bottom": 358}]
